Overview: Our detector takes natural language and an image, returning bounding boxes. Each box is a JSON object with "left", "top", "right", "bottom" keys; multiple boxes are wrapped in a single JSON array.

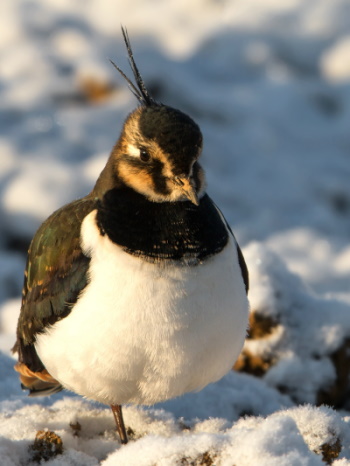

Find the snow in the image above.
[
  {"left": 1, "top": 0, "right": 350, "bottom": 464},
  {"left": 321, "top": 36, "right": 350, "bottom": 82}
]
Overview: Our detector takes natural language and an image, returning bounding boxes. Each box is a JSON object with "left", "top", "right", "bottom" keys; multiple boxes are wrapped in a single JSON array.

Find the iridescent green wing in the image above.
[{"left": 14, "top": 197, "right": 98, "bottom": 371}]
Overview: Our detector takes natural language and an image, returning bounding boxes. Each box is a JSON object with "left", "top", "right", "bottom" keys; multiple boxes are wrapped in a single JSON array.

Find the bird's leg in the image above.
[{"left": 111, "top": 404, "right": 128, "bottom": 444}]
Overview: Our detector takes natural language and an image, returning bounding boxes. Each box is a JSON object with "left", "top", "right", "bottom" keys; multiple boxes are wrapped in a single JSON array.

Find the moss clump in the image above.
[{"left": 30, "top": 429, "right": 63, "bottom": 462}]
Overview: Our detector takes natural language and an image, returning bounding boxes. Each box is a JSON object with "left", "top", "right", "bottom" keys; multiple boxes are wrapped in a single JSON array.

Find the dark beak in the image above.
[{"left": 173, "top": 176, "right": 199, "bottom": 206}]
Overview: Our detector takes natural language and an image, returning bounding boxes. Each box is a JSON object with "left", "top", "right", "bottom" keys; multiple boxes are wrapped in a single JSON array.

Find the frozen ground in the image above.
[{"left": 1, "top": 0, "right": 350, "bottom": 464}]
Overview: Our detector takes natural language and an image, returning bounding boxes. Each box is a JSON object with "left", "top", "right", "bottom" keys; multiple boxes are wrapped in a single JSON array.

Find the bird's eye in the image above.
[{"left": 139, "top": 148, "right": 151, "bottom": 162}]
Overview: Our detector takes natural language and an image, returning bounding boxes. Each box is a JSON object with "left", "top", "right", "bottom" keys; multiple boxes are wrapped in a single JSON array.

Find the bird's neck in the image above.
[
  {"left": 96, "top": 187, "right": 228, "bottom": 264},
  {"left": 92, "top": 157, "right": 121, "bottom": 199}
]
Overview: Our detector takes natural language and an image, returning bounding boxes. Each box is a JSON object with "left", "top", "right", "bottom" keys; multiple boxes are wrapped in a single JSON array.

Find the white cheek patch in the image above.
[{"left": 127, "top": 144, "right": 140, "bottom": 158}]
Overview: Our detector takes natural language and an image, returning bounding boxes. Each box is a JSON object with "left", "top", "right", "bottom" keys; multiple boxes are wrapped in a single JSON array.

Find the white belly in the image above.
[{"left": 35, "top": 211, "right": 249, "bottom": 406}]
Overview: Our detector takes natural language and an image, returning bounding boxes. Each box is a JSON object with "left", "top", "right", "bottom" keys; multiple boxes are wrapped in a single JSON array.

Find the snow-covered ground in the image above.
[{"left": 1, "top": 0, "right": 350, "bottom": 464}]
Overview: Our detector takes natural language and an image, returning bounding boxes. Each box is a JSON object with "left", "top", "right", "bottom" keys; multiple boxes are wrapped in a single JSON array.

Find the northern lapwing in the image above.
[{"left": 13, "top": 28, "right": 249, "bottom": 445}]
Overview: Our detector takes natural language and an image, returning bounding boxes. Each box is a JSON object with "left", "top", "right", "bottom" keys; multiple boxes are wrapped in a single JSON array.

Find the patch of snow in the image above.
[
  {"left": 321, "top": 36, "right": 350, "bottom": 82},
  {"left": 244, "top": 243, "right": 350, "bottom": 404}
]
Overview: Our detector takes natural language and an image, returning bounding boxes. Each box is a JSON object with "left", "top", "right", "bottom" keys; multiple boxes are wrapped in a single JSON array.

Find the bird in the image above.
[{"left": 12, "top": 27, "right": 249, "bottom": 445}]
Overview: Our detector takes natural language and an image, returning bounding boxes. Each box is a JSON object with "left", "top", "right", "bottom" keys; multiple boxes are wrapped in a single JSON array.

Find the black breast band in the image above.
[{"left": 96, "top": 188, "right": 229, "bottom": 264}]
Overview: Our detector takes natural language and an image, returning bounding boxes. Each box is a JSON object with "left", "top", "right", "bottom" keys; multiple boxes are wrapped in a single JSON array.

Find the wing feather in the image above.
[{"left": 13, "top": 197, "right": 97, "bottom": 372}]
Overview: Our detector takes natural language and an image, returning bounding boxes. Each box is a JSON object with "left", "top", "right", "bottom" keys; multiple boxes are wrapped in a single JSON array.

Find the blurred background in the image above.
[{"left": 1, "top": 0, "right": 350, "bottom": 352}]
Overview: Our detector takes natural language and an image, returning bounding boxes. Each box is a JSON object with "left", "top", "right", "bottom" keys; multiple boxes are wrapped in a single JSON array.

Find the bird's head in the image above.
[
  {"left": 114, "top": 104, "right": 203, "bottom": 205},
  {"left": 95, "top": 28, "right": 205, "bottom": 205}
]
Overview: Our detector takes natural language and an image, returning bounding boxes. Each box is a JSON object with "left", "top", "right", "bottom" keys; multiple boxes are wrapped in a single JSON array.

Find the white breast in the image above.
[{"left": 35, "top": 210, "right": 249, "bottom": 406}]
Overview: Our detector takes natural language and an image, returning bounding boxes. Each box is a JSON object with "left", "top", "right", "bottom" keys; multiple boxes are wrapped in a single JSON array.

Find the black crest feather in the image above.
[{"left": 110, "top": 27, "right": 156, "bottom": 106}]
